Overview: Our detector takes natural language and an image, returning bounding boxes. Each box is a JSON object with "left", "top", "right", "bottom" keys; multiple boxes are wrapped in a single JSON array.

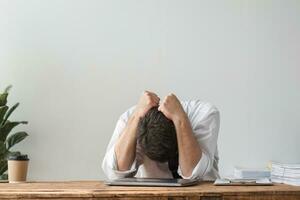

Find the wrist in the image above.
[
  {"left": 172, "top": 112, "right": 188, "bottom": 125},
  {"left": 126, "top": 111, "right": 143, "bottom": 140},
  {"left": 172, "top": 113, "right": 192, "bottom": 137},
  {"left": 133, "top": 108, "right": 145, "bottom": 119}
]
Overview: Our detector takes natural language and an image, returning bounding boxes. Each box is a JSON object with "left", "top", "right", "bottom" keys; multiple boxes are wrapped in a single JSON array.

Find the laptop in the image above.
[{"left": 105, "top": 178, "right": 200, "bottom": 187}]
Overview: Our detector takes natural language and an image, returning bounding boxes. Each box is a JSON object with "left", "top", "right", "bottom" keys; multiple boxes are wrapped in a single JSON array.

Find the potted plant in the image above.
[{"left": 0, "top": 86, "right": 29, "bottom": 180}]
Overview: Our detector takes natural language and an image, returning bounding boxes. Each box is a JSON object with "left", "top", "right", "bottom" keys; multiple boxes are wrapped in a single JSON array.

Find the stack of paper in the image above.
[
  {"left": 271, "top": 162, "right": 300, "bottom": 186},
  {"left": 214, "top": 178, "right": 273, "bottom": 186},
  {"left": 234, "top": 167, "right": 271, "bottom": 179}
]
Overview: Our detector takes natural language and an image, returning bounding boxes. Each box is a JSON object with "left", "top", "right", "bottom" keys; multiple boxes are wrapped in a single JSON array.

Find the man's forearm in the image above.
[
  {"left": 115, "top": 112, "right": 141, "bottom": 171},
  {"left": 173, "top": 114, "right": 202, "bottom": 177}
]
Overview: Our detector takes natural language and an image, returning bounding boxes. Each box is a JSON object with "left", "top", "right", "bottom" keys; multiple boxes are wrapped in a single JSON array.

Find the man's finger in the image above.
[
  {"left": 147, "top": 91, "right": 159, "bottom": 98},
  {"left": 152, "top": 96, "right": 160, "bottom": 103},
  {"left": 149, "top": 96, "right": 159, "bottom": 104}
]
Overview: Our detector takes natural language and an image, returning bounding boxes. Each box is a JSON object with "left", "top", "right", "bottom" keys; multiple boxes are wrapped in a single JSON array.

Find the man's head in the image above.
[{"left": 137, "top": 107, "right": 178, "bottom": 162}]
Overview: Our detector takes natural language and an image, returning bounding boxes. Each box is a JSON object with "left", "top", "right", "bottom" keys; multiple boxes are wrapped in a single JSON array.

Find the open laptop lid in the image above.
[{"left": 105, "top": 178, "right": 200, "bottom": 187}]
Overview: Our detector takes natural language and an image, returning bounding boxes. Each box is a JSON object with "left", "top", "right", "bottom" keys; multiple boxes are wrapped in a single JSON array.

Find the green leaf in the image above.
[
  {"left": 6, "top": 132, "right": 28, "bottom": 149},
  {"left": 0, "top": 106, "right": 8, "bottom": 124},
  {"left": 4, "top": 151, "right": 21, "bottom": 161},
  {"left": 0, "top": 142, "right": 8, "bottom": 176},
  {"left": 4, "top": 85, "right": 12, "bottom": 93},
  {"left": 0, "top": 173, "right": 8, "bottom": 180},
  {"left": 5, "top": 151, "right": 21, "bottom": 158},
  {"left": 0, "top": 142, "right": 6, "bottom": 158},
  {"left": 0, "top": 121, "right": 28, "bottom": 142},
  {"left": 0, "top": 160, "right": 7, "bottom": 176},
  {"left": 0, "top": 93, "right": 8, "bottom": 107},
  {"left": 2, "top": 103, "right": 19, "bottom": 125}
]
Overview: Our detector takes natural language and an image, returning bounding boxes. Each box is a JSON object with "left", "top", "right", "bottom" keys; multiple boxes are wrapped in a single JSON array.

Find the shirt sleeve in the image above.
[
  {"left": 101, "top": 118, "right": 139, "bottom": 180},
  {"left": 177, "top": 104, "right": 220, "bottom": 180}
]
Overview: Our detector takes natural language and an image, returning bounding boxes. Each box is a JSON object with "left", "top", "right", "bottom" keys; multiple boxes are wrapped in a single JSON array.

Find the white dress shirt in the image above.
[{"left": 102, "top": 100, "right": 220, "bottom": 180}]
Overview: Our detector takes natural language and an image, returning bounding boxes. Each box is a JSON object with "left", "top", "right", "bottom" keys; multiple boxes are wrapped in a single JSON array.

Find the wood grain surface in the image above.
[{"left": 0, "top": 181, "right": 299, "bottom": 199}]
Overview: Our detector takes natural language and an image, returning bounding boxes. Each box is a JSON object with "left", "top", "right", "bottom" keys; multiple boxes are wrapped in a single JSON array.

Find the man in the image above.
[{"left": 102, "top": 91, "right": 220, "bottom": 180}]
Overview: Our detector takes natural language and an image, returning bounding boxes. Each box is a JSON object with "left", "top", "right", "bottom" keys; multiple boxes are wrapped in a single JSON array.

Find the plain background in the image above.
[{"left": 0, "top": 0, "right": 299, "bottom": 181}]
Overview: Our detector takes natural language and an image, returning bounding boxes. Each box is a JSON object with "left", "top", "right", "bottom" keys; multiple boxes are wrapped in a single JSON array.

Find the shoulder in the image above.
[
  {"left": 181, "top": 100, "right": 219, "bottom": 121},
  {"left": 119, "top": 105, "right": 136, "bottom": 122},
  {"left": 181, "top": 100, "right": 219, "bottom": 113}
]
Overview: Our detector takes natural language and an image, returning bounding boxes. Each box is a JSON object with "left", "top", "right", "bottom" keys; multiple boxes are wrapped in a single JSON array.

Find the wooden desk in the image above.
[{"left": 0, "top": 181, "right": 299, "bottom": 200}]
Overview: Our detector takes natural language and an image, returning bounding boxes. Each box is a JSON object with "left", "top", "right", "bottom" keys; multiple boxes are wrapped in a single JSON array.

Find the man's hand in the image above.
[
  {"left": 115, "top": 91, "right": 159, "bottom": 171},
  {"left": 135, "top": 91, "right": 160, "bottom": 118},
  {"left": 158, "top": 93, "right": 186, "bottom": 121},
  {"left": 159, "top": 93, "right": 201, "bottom": 177}
]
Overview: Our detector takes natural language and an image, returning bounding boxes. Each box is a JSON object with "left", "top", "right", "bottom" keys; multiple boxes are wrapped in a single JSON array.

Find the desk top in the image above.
[{"left": 0, "top": 181, "right": 299, "bottom": 199}]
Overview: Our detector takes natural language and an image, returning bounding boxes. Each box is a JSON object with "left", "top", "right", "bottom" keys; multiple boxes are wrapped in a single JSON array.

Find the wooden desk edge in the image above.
[{"left": 0, "top": 181, "right": 299, "bottom": 199}]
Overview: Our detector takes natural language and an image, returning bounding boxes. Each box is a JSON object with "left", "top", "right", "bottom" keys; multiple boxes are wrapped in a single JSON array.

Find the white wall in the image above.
[{"left": 0, "top": 0, "right": 299, "bottom": 180}]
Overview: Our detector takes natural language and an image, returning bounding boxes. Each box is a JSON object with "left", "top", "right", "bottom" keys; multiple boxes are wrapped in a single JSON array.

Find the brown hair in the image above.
[{"left": 137, "top": 107, "right": 178, "bottom": 162}]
